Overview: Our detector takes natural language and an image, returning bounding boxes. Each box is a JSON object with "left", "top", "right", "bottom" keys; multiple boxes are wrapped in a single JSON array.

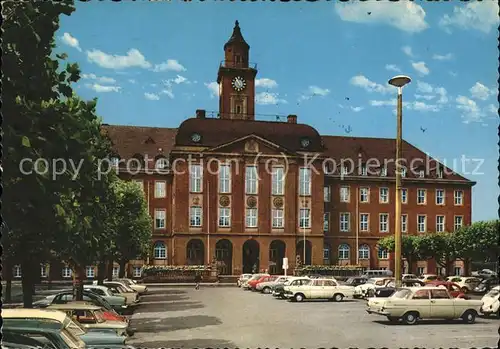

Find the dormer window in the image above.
[
  {"left": 110, "top": 157, "right": 119, "bottom": 167},
  {"left": 341, "top": 166, "right": 348, "bottom": 176},
  {"left": 418, "top": 170, "right": 425, "bottom": 178},
  {"left": 437, "top": 168, "right": 443, "bottom": 178},
  {"left": 401, "top": 167, "right": 407, "bottom": 177},
  {"left": 380, "top": 167, "right": 387, "bottom": 177},
  {"left": 360, "top": 165, "right": 367, "bottom": 176},
  {"left": 156, "top": 157, "right": 169, "bottom": 169},
  {"left": 235, "top": 55, "right": 241, "bottom": 63}
]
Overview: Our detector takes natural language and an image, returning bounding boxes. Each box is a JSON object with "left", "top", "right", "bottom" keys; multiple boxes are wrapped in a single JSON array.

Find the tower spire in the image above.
[{"left": 224, "top": 20, "right": 249, "bottom": 49}]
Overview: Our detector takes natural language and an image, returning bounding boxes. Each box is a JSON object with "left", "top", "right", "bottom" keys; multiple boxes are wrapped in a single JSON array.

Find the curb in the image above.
[{"left": 144, "top": 283, "right": 237, "bottom": 287}]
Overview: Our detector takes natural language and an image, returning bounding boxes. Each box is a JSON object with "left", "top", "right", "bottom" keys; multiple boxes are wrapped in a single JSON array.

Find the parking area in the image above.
[{"left": 129, "top": 286, "right": 499, "bottom": 348}]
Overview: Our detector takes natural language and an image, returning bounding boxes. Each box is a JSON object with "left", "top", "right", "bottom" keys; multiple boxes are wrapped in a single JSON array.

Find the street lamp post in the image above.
[{"left": 388, "top": 75, "right": 411, "bottom": 288}]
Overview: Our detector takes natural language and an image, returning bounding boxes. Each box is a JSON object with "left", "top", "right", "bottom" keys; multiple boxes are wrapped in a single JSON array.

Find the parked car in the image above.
[
  {"left": 47, "top": 303, "right": 131, "bottom": 337},
  {"left": 446, "top": 276, "right": 482, "bottom": 294},
  {"left": 480, "top": 286, "right": 500, "bottom": 318},
  {"left": 402, "top": 274, "right": 419, "bottom": 280},
  {"left": 82, "top": 285, "right": 129, "bottom": 311},
  {"left": 361, "top": 269, "right": 393, "bottom": 278},
  {"left": 256, "top": 275, "right": 289, "bottom": 293},
  {"left": 251, "top": 275, "right": 279, "bottom": 291},
  {"left": 418, "top": 274, "right": 442, "bottom": 283},
  {"left": 237, "top": 274, "right": 253, "bottom": 287},
  {"left": 425, "top": 281, "right": 468, "bottom": 298},
  {"left": 244, "top": 274, "right": 270, "bottom": 290},
  {"left": 472, "top": 269, "right": 498, "bottom": 278},
  {"left": 373, "top": 280, "right": 425, "bottom": 298},
  {"left": 284, "top": 278, "right": 355, "bottom": 302},
  {"left": 366, "top": 286, "right": 483, "bottom": 325},
  {"left": 116, "top": 278, "right": 148, "bottom": 294},
  {"left": 473, "top": 277, "right": 500, "bottom": 295},
  {"left": 97, "top": 281, "right": 140, "bottom": 305},
  {"left": 353, "top": 277, "right": 394, "bottom": 298},
  {"left": 272, "top": 277, "right": 310, "bottom": 299},
  {"left": 340, "top": 277, "right": 367, "bottom": 287}
]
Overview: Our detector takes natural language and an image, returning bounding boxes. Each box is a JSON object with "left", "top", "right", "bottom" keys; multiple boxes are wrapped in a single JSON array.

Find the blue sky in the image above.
[{"left": 57, "top": 0, "right": 499, "bottom": 222}]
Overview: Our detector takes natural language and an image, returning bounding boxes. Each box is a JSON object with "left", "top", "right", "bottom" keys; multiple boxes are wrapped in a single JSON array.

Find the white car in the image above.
[
  {"left": 473, "top": 269, "right": 498, "bottom": 278},
  {"left": 237, "top": 274, "right": 253, "bottom": 287},
  {"left": 353, "top": 277, "right": 393, "bottom": 298},
  {"left": 418, "top": 274, "right": 440, "bottom": 283},
  {"left": 446, "top": 276, "right": 482, "bottom": 293},
  {"left": 256, "top": 275, "right": 288, "bottom": 293},
  {"left": 480, "top": 285, "right": 500, "bottom": 317},
  {"left": 116, "top": 278, "right": 148, "bottom": 294},
  {"left": 366, "top": 286, "right": 483, "bottom": 325},
  {"left": 284, "top": 278, "right": 354, "bottom": 302}
]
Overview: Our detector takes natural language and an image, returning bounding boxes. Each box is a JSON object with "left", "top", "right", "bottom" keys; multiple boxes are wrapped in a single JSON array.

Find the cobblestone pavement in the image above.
[{"left": 128, "top": 286, "right": 499, "bottom": 348}]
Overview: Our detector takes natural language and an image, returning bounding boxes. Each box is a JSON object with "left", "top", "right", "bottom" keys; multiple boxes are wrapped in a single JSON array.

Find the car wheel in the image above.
[
  {"left": 461, "top": 310, "right": 477, "bottom": 324},
  {"left": 387, "top": 316, "right": 399, "bottom": 323},
  {"left": 263, "top": 287, "right": 271, "bottom": 294},
  {"left": 333, "top": 293, "right": 344, "bottom": 302},
  {"left": 461, "top": 287, "right": 468, "bottom": 294},
  {"left": 294, "top": 293, "right": 305, "bottom": 302},
  {"left": 402, "top": 312, "right": 418, "bottom": 325}
]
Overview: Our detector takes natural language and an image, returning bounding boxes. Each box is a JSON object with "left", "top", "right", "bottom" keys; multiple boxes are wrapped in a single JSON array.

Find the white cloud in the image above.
[
  {"left": 351, "top": 106, "right": 364, "bottom": 112},
  {"left": 439, "top": 1, "right": 499, "bottom": 34},
  {"left": 456, "top": 95, "right": 483, "bottom": 123},
  {"left": 414, "top": 94, "right": 435, "bottom": 101},
  {"left": 335, "top": 1, "right": 428, "bottom": 33},
  {"left": 432, "top": 53, "right": 453, "bottom": 61},
  {"left": 160, "top": 89, "right": 174, "bottom": 99},
  {"left": 255, "top": 92, "right": 287, "bottom": 105},
  {"left": 61, "top": 33, "right": 81, "bottom": 52},
  {"left": 308, "top": 86, "right": 330, "bottom": 96},
  {"left": 408, "top": 101, "right": 439, "bottom": 112},
  {"left": 87, "top": 48, "right": 151, "bottom": 69},
  {"left": 434, "top": 87, "right": 448, "bottom": 104},
  {"left": 416, "top": 81, "right": 448, "bottom": 104},
  {"left": 385, "top": 64, "right": 401, "bottom": 72},
  {"left": 402, "top": 46, "right": 414, "bottom": 57},
  {"left": 153, "top": 59, "right": 186, "bottom": 72},
  {"left": 205, "top": 82, "right": 219, "bottom": 98},
  {"left": 128, "top": 79, "right": 136, "bottom": 84},
  {"left": 469, "top": 82, "right": 493, "bottom": 101},
  {"left": 255, "top": 78, "right": 278, "bottom": 89},
  {"left": 144, "top": 92, "right": 160, "bottom": 101},
  {"left": 350, "top": 75, "right": 395, "bottom": 94},
  {"left": 85, "top": 83, "right": 121, "bottom": 93},
  {"left": 81, "top": 73, "right": 116, "bottom": 84},
  {"left": 416, "top": 81, "right": 433, "bottom": 94},
  {"left": 370, "top": 100, "right": 396, "bottom": 107},
  {"left": 172, "top": 75, "right": 189, "bottom": 84},
  {"left": 486, "top": 104, "right": 498, "bottom": 114},
  {"left": 411, "top": 61, "right": 430, "bottom": 76}
]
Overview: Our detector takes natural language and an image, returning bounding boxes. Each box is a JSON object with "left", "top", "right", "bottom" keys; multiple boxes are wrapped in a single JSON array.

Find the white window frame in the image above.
[
  {"left": 454, "top": 267, "right": 461, "bottom": 276},
  {"left": 299, "top": 167, "right": 311, "bottom": 196},
  {"left": 272, "top": 167, "right": 285, "bottom": 195},
  {"left": 112, "top": 266, "right": 120, "bottom": 278},
  {"left": 14, "top": 265, "right": 22, "bottom": 278},
  {"left": 359, "top": 244, "right": 370, "bottom": 260},
  {"left": 417, "top": 267, "right": 425, "bottom": 275},
  {"left": 401, "top": 188, "right": 408, "bottom": 204},
  {"left": 154, "top": 242, "right": 167, "bottom": 259},
  {"left": 454, "top": 190, "right": 463, "bottom": 205},
  {"left": 245, "top": 166, "right": 258, "bottom": 194},
  {"left": 40, "top": 264, "right": 48, "bottom": 278},
  {"left": 417, "top": 189, "right": 426, "bottom": 205},
  {"left": 154, "top": 181, "right": 166, "bottom": 198},
  {"left": 86, "top": 266, "right": 95, "bottom": 278},
  {"left": 272, "top": 209, "right": 284, "bottom": 228},
  {"left": 360, "top": 187, "right": 369, "bottom": 203},
  {"left": 418, "top": 170, "right": 425, "bottom": 178},
  {"left": 379, "top": 187, "right": 389, "bottom": 204},
  {"left": 154, "top": 209, "right": 166, "bottom": 229},
  {"left": 454, "top": 215, "right": 463, "bottom": 231},
  {"left": 156, "top": 157, "right": 169, "bottom": 169},
  {"left": 323, "top": 212, "right": 330, "bottom": 232},
  {"left": 219, "top": 164, "right": 231, "bottom": 194},
  {"left": 189, "top": 164, "right": 202, "bottom": 193},
  {"left": 360, "top": 165, "right": 367, "bottom": 176},
  {"left": 435, "top": 189, "right": 445, "bottom": 205},
  {"left": 401, "top": 214, "right": 408, "bottom": 233},
  {"left": 338, "top": 244, "right": 350, "bottom": 260},
  {"left": 378, "top": 248, "right": 388, "bottom": 260},
  {"left": 401, "top": 167, "right": 407, "bottom": 177},
  {"left": 436, "top": 215, "right": 445, "bottom": 232},
  {"left": 299, "top": 208, "right": 311, "bottom": 228},
  {"left": 437, "top": 168, "right": 443, "bottom": 179},
  {"left": 340, "top": 186, "right": 350, "bottom": 202},
  {"left": 380, "top": 167, "right": 387, "bottom": 177},
  {"left": 219, "top": 207, "right": 231, "bottom": 227},
  {"left": 133, "top": 266, "right": 142, "bottom": 278},
  {"left": 379, "top": 213, "right": 389, "bottom": 233},
  {"left": 62, "top": 266, "right": 72, "bottom": 278},
  {"left": 341, "top": 166, "right": 348, "bottom": 176},
  {"left": 340, "top": 213, "right": 350, "bottom": 232},
  {"left": 324, "top": 186, "right": 331, "bottom": 202},
  {"left": 360, "top": 213, "right": 369, "bottom": 232},
  {"left": 190, "top": 206, "right": 203, "bottom": 227},
  {"left": 417, "top": 215, "right": 427, "bottom": 233},
  {"left": 246, "top": 208, "right": 258, "bottom": 228}
]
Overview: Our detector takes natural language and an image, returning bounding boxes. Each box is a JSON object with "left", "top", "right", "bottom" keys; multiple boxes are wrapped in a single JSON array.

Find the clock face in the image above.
[
  {"left": 301, "top": 138, "right": 310, "bottom": 148},
  {"left": 191, "top": 133, "right": 201, "bottom": 142},
  {"left": 232, "top": 76, "right": 246, "bottom": 91}
]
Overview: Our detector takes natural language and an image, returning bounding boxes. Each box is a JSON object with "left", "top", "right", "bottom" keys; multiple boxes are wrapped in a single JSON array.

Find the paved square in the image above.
[{"left": 129, "top": 286, "right": 499, "bottom": 348}]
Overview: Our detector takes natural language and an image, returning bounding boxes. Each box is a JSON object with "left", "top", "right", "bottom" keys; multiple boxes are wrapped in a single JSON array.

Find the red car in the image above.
[
  {"left": 426, "top": 281, "right": 468, "bottom": 298},
  {"left": 248, "top": 275, "right": 271, "bottom": 291}
]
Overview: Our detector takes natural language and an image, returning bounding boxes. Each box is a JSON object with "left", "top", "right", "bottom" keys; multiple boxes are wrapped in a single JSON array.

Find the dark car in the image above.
[
  {"left": 473, "top": 278, "right": 499, "bottom": 294},
  {"left": 272, "top": 278, "right": 310, "bottom": 299},
  {"left": 373, "top": 279, "right": 425, "bottom": 298},
  {"left": 342, "top": 277, "right": 367, "bottom": 287}
]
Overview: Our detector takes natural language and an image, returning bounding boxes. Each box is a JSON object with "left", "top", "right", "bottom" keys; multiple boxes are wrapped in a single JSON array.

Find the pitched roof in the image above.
[{"left": 224, "top": 20, "right": 249, "bottom": 49}]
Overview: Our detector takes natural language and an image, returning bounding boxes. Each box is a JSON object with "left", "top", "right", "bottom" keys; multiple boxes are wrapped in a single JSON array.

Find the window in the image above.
[
  {"left": 219, "top": 207, "right": 231, "bottom": 227},
  {"left": 437, "top": 168, "right": 443, "bottom": 178},
  {"left": 299, "top": 168, "right": 311, "bottom": 196},
  {"left": 430, "top": 289, "right": 450, "bottom": 299},
  {"left": 418, "top": 170, "right": 425, "bottom": 178},
  {"left": 323, "top": 213, "right": 329, "bottom": 232},
  {"left": 436, "top": 215, "right": 445, "bottom": 232},
  {"left": 134, "top": 180, "right": 144, "bottom": 191},
  {"left": 435, "top": 189, "right": 444, "bottom": 205},
  {"left": 380, "top": 167, "right": 387, "bottom": 177},
  {"left": 133, "top": 267, "right": 142, "bottom": 278},
  {"left": 40, "top": 264, "right": 48, "bottom": 278},
  {"left": 340, "top": 213, "right": 350, "bottom": 232},
  {"left": 340, "top": 186, "right": 350, "bottom": 202},
  {"left": 272, "top": 167, "right": 285, "bottom": 195},
  {"left": 359, "top": 244, "right": 370, "bottom": 260},
  {"left": 219, "top": 164, "right": 231, "bottom": 193},
  {"left": 323, "top": 247, "right": 330, "bottom": 260},
  {"left": 236, "top": 105, "right": 242, "bottom": 114},
  {"left": 417, "top": 189, "right": 426, "bottom": 204},
  {"left": 156, "top": 157, "right": 169, "bottom": 169},
  {"left": 324, "top": 186, "right": 331, "bottom": 202},
  {"left": 377, "top": 248, "right": 388, "bottom": 259},
  {"left": 401, "top": 188, "right": 408, "bottom": 204},
  {"left": 379, "top": 214, "right": 389, "bottom": 233},
  {"left": 379, "top": 188, "right": 389, "bottom": 203},
  {"left": 62, "top": 266, "right": 72, "bottom": 278},
  {"left": 154, "top": 181, "right": 166, "bottom": 198},
  {"left": 272, "top": 209, "right": 284, "bottom": 228},
  {"left": 190, "top": 206, "right": 202, "bottom": 227},
  {"left": 360, "top": 165, "right": 367, "bottom": 176},
  {"left": 417, "top": 267, "right": 425, "bottom": 275},
  {"left": 454, "top": 267, "right": 462, "bottom": 276},
  {"left": 246, "top": 208, "right": 258, "bottom": 227},
  {"left": 341, "top": 166, "right": 348, "bottom": 176},
  {"left": 112, "top": 266, "right": 119, "bottom": 278},
  {"left": 454, "top": 190, "right": 463, "bottom": 205},
  {"left": 454, "top": 216, "right": 463, "bottom": 230},
  {"left": 338, "top": 244, "right": 350, "bottom": 260},
  {"left": 412, "top": 289, "right": 430, "bottom": 300},
  {"left": 110, "top": 157, "right": 120, "bottom": 167},
  {"left": 154, "top": 209, "right": 166, "bottom": 229},
  {"left": 360, "top": 213, "right": 369, "bottom": 232},
  {"left": 401, "top": 167, "right": 407, "bottom": 177},
  {"left": 401, "top": 214, "right": 408, "bottom": 233},
  {"left": 245, "top": 166, "right": 258, "bottom": 194},
  {"left": 86, "top": 266, "right": 95, "bottom": 278},
  {"left": 189, "top": 165, "right": 202, "bottom": 192},
  {"left": 13, "top": 265, "right": 21, "bottom": 278},
  {"left": 299, "top": 209, "right": 311, "bottom": 228},
  {"left": 417, "top": 215, "right": 426, "bottom": 233},
  {"left": 154, "top": 242, "right": 167, "bottom": 259},
  {"left": 360, "top": 187, "right": 369, "bottom": 203}
]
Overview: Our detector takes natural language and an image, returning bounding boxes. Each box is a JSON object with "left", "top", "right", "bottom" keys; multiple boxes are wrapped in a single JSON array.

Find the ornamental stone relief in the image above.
[
  {"left": 273, "top": 197, "right": 284, "bottom": 208},
  {"left": 219, "top": 195, "right": 230, "bottom": 207},
  {"left": 247, "top": 196, "right": 257, "bottom": 208}
]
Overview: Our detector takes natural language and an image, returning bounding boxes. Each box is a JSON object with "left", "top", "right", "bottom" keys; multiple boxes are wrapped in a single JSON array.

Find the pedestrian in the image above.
[{"left": 194, "top": 272, "right": 201, "bottom": 290}]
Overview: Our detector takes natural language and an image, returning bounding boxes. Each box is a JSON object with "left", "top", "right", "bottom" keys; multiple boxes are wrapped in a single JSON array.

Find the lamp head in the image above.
[{"left": 388, "top": 75, "right": 411, "bottom": 88}]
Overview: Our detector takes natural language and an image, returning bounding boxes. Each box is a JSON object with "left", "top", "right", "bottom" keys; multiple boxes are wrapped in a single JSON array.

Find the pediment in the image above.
[{"left": 204, "top": 134, "right": 296, "bottom": 156}]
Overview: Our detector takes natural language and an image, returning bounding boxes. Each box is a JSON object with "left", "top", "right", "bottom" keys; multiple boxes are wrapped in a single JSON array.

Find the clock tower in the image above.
[{"left": 217, "top": 20, "right": 257, "bottom": 120}]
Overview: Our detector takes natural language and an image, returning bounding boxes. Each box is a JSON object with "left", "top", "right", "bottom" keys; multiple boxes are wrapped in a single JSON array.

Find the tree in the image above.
[
  {"left": 414, "top": 232, "right": 457, "bottom": 275},
  {"left": 377, "top": 235, "right": 421, "bottom": 274}
]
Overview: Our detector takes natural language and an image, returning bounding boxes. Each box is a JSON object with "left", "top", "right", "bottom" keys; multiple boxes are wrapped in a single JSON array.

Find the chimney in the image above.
[
  {"left": 287, "top": 114, "right": 297, "bottom": 124},
  {"left": 196, "top": 109, "right": 206, "bottom": 119}
]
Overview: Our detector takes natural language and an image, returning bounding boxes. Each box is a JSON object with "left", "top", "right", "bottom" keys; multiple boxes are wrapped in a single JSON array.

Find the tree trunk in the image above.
[
  {"left": 463, "top": 258, "right": 472, "bottom": 276},
  {"left": 73, "top": 265, "right": 85, "bottom": 301},
  {"left": 97, "top": 258, "right": 106, "bottom": 285},
  {"left": 21, "top": 259, "right": 34, "bottom": 308},
  {"left": 118, "top": 260, "right": 127, "bottom": 278},
  {"left": 106, "top": 256, "right": 114, "bottom": 281}
]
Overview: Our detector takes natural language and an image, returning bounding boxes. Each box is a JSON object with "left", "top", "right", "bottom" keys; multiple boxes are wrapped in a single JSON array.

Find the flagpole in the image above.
[{"left": 207, "top": 180, "right": 210, "bottom": 265}]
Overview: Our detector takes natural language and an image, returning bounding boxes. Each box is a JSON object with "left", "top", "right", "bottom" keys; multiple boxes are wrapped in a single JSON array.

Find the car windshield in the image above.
[
  {"left": 250, "top": 275, "right": 261, "bottom": 280},
  {"left": 391, "top": 289, "right": 412, "bottom": 299},
  {"left": 64, "top": 317, "right": 87, "bottom": 336},
  {"left": 366, "top": 278, "right": 377, "bottom": 284},
  {"left": 93, "top": 309, "right": 106, "bottom": 323}
]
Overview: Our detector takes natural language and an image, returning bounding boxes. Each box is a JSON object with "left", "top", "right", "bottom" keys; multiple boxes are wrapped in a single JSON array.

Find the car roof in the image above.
[
  {"left": 47, "top": 303, "right": 101, "bottom": 310},
  {"left": 2, "top": 309, "right": 68, "bottom": 323}
]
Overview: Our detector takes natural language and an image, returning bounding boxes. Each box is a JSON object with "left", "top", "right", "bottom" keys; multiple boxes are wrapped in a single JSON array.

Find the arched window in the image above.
[
  {"left": 153, "top": 241, "right": 167, "bottom": 259},
  {"left": 359, "top": 244, "right": 370, "bottom": 260},
  {"left": 377, "top": 247, "right": 388, "bottom": 259},
  {"left": 338, "top": 244, "right": 350, "bottom": 260}
]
